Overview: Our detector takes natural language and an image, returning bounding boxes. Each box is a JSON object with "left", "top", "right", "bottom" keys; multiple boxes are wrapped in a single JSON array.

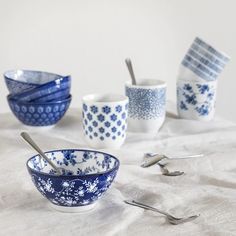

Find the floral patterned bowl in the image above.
[
  {"left": 7, "top": 95, "right": 72, "bottom": 126},
  {"left": 26, "top": 149, "right": 120, "bottom": 212},
  {"left": 4, "top": 70, "right": 67, "bottom": 95}
]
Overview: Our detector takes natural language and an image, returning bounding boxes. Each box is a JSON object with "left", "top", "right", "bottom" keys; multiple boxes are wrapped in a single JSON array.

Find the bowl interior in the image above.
[
  {"left": 27, "top": 150, "right": 119, "bottom": 176},
  {"left": 5, "top": 70, "right": 63, "bottom": 85}
]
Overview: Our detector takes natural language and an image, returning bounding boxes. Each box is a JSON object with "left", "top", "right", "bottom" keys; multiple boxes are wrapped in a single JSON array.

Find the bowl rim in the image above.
[
  {"left": 82, "top": 93, "right": 128, "bottom": 104},
  {"left": 26, "top": 148, "right": 120, "bottom": 177},
  {"left": 4, "top": 69, "right": 69, "bottom": 85},
  {"left": 7, "top": 75, "right": 71, "bottom": 101},
  {"left": 7, "top": 94, "right": 72, "bottom": 105}
]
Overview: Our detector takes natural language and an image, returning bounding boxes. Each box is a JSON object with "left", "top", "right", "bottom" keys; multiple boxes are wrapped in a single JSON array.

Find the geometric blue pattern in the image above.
[
  {"left": 82, "top": 103, "right": 128, "bottom": 141},
  {"left": 181, "top": 37, "right": 230, "bottom": 82},
  {"left": 7, "top": 95, "right": 72, "bottom": 126},
  {"left": 27, "top": 149, "right": 119, "bottom": 207}
]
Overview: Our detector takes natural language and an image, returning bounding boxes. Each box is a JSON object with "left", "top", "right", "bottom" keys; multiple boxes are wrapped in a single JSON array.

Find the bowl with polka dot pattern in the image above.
[{"left": 7, "top": 94, "right": 72, "bottom": 126}]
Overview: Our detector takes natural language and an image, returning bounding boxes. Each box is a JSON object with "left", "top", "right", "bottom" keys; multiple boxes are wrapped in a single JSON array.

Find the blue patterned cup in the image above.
[
  {"left": 177, "top": 80, "right": 217, "bottom": 121},
  {"left": 125, "top": 79, "right": 166, "bottom": 133},
  {"left": 180, "top": 37, "right": 230, "bottom": 82},
  {"left": 82, "top": 94, "right": 129, "bottom": 149}
]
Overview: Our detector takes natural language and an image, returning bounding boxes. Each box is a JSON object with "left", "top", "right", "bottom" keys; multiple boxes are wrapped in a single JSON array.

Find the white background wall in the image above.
[{"left": 0, "top": 0, "right": 235, "bottom": 121}]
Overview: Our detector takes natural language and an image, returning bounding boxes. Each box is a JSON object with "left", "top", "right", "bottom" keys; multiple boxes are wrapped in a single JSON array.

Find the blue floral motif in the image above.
[
  {"left": 195, "top": 105, "right": 209, "bottom": 116},
  {"left": 121, "top": 112, "right": 126, "bottom": 119},
  {"left": 61, "top": 150, "right": 77, "bottom": 166},
  {"left": 83, "top": 104, "right": 88, "bottom": 112},
  {"left": 111, "top": 127, "right": 117, "bottom": 133},
  {"left": 92, "top": 121, "right": 98, "bottom": 127},
  {"left": 180, "top": 101, "right": 188, "bottom": 110},
  {"left": 197, "top": 84, "right": 209, "bottom": 94},
  {"left": 83, "top": 103, "right": 128, "bottom": 143},
  {"left": 8, "top": 96, "right": 71, "bottom": 126},
  {"left": 90, "top": 106, "right": 98, "bottom": 114},
  {"left": 102, "top": 106, "right": 111, "bottom": 114},
  {"left": 125, "top": 87, "right": 166, "bottom": 120},
  {"left": 27, "top": 149, "right": 119, "bottom": 208},
  {"left": 207, "top": 92, "right": 214, "bottom": 100},
  {"left": 97, "top": 114, "right": 105, "bottom": 122},
  {"left": 185, "top": 94, "right": 197, "bottom": 105},
  {"left": 104, "top": 121, "right": 111, "bottom": 127},
  {"left": 99, "top": 127, "right": 105, "bottom": 133},
  {"left": 115, "top": 105, "right": 122, "bottom": 113},
  {"left": 183, "top": 84, "right": 193, "bottom": 92},
  {"left": 87, "top": 113, "right": 93, "bottom": 121},
  {"left": 110, "top": 114, "right": 117, "bottom": 121},
  {"left": 177, "top": 82, "right": 216, "bottom": 117}
]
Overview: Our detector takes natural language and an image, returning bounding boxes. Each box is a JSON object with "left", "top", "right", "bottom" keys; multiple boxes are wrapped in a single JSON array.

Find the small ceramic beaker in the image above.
[
  {"left": 180, "top": 37, "right": 230, "bottom": 82},
  {"left": 82, "top": 94, "right": 128, "bottom": 149},
  {"left": 125, "top": 79, "right": 166, "bottom": 133}
]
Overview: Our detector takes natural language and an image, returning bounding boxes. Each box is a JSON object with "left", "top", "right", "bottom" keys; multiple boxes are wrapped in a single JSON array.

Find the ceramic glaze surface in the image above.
[
  {"left": 27, "top": 149, "right": 119, "bottom": 207},
  {"left": 125, "top": 86, "right": 166, "bottom": 120},
  {"left": 5, "top": 77, "right": 38, "bottom": 95},
  {"left": 9, "top": 76, "right": 71, "bottom": 102},
  {"left": 7, "top": 95, "right": 71, "bottom": 126},
  {"left": 181, "top": 37, "right": 230, "bottom": 82},
  {"left": 4, "top": 70, "right": 64, "bottom": 95},
  {"left": 125, "top": 80, "right": 166, "bottom": 133},
  {"left": 82, "top": 95, "right": 128, "bottom": 148},
  {"left": 177, "top": 80, "right": 217, "bottom": 120}
]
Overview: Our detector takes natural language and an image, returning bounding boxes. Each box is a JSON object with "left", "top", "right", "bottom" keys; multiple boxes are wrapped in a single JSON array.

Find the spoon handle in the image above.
[
  {"left": 21, "top": 132, "right": 62, "bottom": 175},
  {"left": 141, "top": 154, "right": 165, "bottom": 168},
  {"left": 125, "top": 58, "right": 137, "bottom": 85},
  {"left": 124, "top": 200, "right": 173, "bottom": 218}
]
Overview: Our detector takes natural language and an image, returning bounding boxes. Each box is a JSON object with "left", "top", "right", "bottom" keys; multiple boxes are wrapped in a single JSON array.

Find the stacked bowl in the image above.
[{"left": 5, "top": 70, "right": 72, "bottom": 126}]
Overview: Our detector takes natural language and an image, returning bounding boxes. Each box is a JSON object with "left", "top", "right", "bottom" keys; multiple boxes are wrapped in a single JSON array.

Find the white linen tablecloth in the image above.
[{"left": 0, "top": 108, "right": 236, "bottom": 236}]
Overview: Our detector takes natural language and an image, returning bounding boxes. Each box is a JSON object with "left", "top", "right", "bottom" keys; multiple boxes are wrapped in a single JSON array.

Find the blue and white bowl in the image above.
[
  {"left": 7, "top": 95, "right": 72, "bottom": 126},
  {"left": 125, "top": 79, "right": 166, "bottom": 133},
  {"left": 8, "top": 75, "right": 71, "bottom": 102},
  {"left": 82, "top": 94, "right": 128, "bottom": 149},
  {"left": 4, "top": 70, "right": 66, "bottom": 95},
  {"left": 177, "top": 80, "right": 217, "bottom": 121},
  {"left": 27, "top": 149, "right": 120, "bottom": 212}
]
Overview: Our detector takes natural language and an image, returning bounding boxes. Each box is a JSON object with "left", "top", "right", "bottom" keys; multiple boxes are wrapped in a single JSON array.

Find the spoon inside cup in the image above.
[
  {"left": 125, "top": 58, "right": 137, "bottom": 85},
  {"left": 20, "top": 132, "right": 62, "bottom": 175}
]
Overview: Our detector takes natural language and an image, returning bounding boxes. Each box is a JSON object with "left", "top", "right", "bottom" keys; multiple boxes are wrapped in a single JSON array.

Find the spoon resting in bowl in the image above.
[{"left": 20, "top": 132, "right": 62, "bottom": 175}]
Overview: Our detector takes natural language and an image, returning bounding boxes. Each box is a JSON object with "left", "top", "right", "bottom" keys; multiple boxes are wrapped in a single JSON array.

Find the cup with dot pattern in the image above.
[{"left": 125, "top": 79, "right": 166, "bottom": 133}]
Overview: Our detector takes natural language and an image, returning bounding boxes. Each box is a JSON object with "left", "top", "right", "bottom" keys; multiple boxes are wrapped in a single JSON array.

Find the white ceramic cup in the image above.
[
  {"left": 177, "top": 79, "right": 217, "bottom": 121},
  {"left": 125, "top": 79, "right": 166, "bottom": 133},
  {"left": 82, "top": 94, "right": 129, "bottom": 149}
]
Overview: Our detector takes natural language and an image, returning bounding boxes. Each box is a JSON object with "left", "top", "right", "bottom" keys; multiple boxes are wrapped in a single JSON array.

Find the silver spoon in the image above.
[
  {"left": 21, "top": 132, "right": 62, "bottom": 175},
  {"left": 124, "top": 200, "right": 199, "bottom": 225},
  {"left": 142, "top": 153, "right": 204, "bottom": 168},
  {"left": 125, "top": 58, "right": 137, "bottom": 85}
]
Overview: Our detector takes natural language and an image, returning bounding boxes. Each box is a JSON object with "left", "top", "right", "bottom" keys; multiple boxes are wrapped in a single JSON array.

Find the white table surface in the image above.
[{"left": 0, "top": 108, "right": 236, "bottom": 236}]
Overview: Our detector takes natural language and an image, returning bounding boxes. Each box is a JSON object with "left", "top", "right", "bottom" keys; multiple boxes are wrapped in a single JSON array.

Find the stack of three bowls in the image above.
[{"left": 5, "top": 70, "right": 72, "bottom": 126}]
